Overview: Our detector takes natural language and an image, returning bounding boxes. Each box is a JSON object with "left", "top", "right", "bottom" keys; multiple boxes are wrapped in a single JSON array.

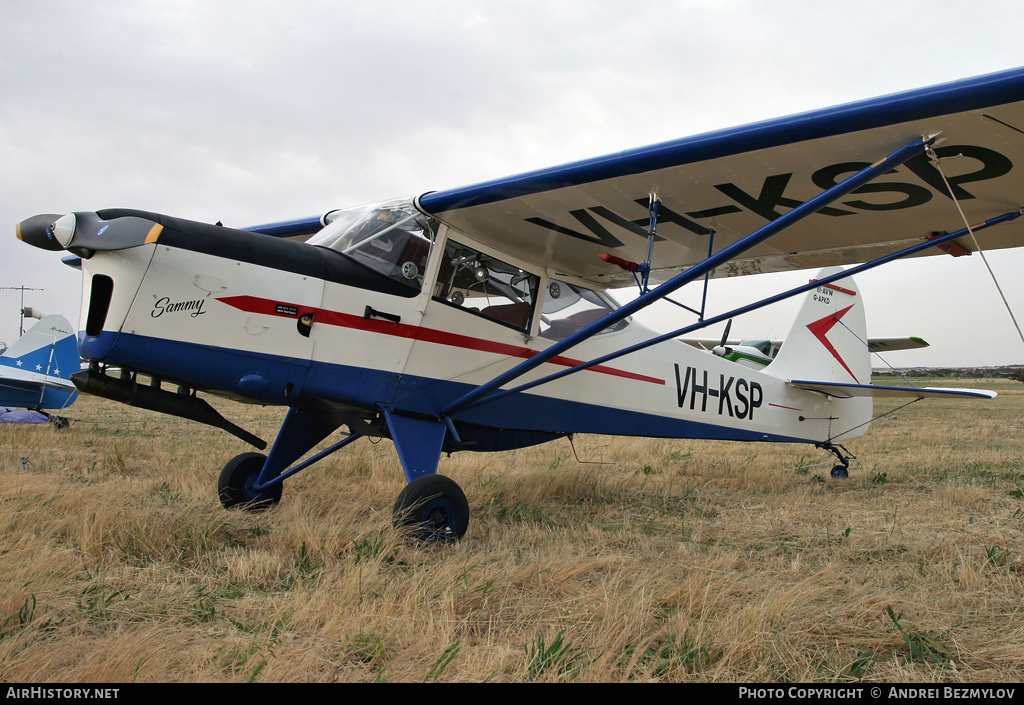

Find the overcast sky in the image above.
[{"left": 2, "top": 0, "right": 1024, "bottom": 366}]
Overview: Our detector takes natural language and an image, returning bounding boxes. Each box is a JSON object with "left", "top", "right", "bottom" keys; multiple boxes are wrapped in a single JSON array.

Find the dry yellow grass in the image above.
[{"left": 1, "top": 378, "right": 1022, "bottom": 682}]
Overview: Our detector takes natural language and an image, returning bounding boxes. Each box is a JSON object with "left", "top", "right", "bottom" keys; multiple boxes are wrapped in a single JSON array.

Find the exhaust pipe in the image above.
[{"left": 71, "top": 369, "right": 267, "bottom": 449}]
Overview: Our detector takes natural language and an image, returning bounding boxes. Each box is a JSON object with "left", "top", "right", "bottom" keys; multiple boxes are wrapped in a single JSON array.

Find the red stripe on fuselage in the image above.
[{"left": 217, "top": 295, "right": 665, "bottom": 386}]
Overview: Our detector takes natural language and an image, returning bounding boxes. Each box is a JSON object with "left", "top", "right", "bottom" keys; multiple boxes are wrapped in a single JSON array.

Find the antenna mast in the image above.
[{"left": 1, "top": 286, "right": 44, "bottom": 336}]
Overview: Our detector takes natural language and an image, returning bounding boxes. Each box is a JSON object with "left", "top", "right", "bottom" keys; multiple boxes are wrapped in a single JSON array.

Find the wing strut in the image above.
[
  {"left": 453, "top": 207, "right": 1023, "bottom": 413},
  {"left": 251, "top": 403, "right": 359, "bottom": 491},
  {"left": 440, "top": 135, "right": 936, "bottom": 418},
  {"left": 640, "top": 195, "right": 659, "bottom": 294},
  {"left": 602, "top": 196, "right": 717, "bottom": 321},
  {"left": 599, "top": 195, "right": 662, "bottom": 293}
]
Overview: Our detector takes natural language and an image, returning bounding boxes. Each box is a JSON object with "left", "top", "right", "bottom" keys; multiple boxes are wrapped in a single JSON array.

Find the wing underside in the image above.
[{"left": 418, "top": 68, "right": 1024, "bottom": 287}]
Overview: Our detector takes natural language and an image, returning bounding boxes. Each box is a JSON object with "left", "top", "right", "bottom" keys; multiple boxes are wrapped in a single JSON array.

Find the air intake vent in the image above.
[{"left": 86, "top": 275, "right": 114, "bottom": 337}]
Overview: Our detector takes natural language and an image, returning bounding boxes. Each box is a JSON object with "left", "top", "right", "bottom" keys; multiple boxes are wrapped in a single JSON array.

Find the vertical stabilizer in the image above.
[
  {"left": 0, "top": 315, "right": 79, "bottom": 410},
  {"left": 1, "top": 315, "right": 78, "bottom": 380},
  {"left": 765, "top": 267, "right": 870, "bottom": 385}
]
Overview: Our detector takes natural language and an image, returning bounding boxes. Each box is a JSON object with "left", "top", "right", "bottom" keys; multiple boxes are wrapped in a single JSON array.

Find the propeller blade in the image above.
[
  {"left": 719, "top": 319, "right": 733, "bottom": 348},
  {"left": 15, "top": 214, "right": 66, "bottom": 251}
]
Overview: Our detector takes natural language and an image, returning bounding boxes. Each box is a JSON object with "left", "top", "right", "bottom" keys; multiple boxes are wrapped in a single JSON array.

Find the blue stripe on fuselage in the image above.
[{"left": 83, "top": 330, "right": 811, "bottom": 445}]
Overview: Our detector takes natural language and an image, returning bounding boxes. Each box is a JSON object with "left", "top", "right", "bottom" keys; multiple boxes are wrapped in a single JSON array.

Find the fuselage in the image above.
[{"left": 72, "top": 201, "right": 870, "bottom": 450}]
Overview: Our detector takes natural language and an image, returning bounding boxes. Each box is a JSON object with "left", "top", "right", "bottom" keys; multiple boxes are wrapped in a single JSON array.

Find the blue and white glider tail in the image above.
[
  {"left": 0, "top": 315, "right": 79, "bottom": 411},
  {"left": 766, "top": 267, "right": 870, "bottom": 386}
]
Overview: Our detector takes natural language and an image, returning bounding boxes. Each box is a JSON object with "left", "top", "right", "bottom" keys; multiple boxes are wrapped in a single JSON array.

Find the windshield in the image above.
[{"left": 308, "top": 198, "right": 438, "bottom": 289}]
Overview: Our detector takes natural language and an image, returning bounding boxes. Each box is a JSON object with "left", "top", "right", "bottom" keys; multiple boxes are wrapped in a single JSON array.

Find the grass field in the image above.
[{"left": 1, "top": 378, "right": 1022, "bottom": 682}]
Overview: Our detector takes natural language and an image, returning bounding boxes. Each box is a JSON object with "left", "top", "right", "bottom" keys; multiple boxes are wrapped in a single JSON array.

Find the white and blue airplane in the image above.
[
  {"left": 16, "top": 67, "right": 1024, "bottom": 540},
  {"left": 0, "top": 314, "right": 78, "bottom": 426}
]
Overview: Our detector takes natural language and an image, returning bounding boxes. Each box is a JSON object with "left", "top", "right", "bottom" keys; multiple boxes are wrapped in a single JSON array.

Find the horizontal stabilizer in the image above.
[
  {"left": 866, "top": 337, "right": 929, "bottom": 353},
  {"left": 788, "top": 380, "right": 996, "bottom": 399}
]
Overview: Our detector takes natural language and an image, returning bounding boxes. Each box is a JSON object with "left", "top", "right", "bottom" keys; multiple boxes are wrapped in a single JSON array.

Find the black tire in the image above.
[
  {"left": 392, "top": 474, "right": 469, "bottom": 542},
  {"left": 830, "top": 465, "right": 850, "bottom": 479},
  {"left": 49, "top": 416, "right": 70, "bottom": 430},
  {"left": 218, "top": 452, "right": 282, "bottom": 511}
]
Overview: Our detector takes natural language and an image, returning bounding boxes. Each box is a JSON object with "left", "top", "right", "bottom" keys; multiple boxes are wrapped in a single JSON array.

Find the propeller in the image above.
[
  {"left": 712, "top": 319, "right": 733, "bottom": 358},
  {"left": 16, "top": 211, "right": 163, "bottom": 258}
]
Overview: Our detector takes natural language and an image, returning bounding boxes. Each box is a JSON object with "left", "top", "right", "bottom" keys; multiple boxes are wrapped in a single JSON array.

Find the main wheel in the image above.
[
  {"left": 392, "top": 474, "right": 469, "bottom": 542},
  {"left": 830, "top": 465, "right": 850, "bottom": 479},
  {"left": 218, "top": 452, "right": 282, "bottom": 511}
]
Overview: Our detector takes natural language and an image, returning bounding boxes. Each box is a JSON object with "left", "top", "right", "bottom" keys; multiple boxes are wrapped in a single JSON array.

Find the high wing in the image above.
[{"left": 415, "top": 67, "right": 1024, "bottom": 287}]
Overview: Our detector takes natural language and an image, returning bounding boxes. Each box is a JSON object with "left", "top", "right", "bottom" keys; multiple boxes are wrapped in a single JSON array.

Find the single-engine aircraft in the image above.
[
  {"left": 0, "top": 314, "right": 78, "bottom": 427},
  {"left": 17, "top": 67, "right": 1024, "bottom": 540}
]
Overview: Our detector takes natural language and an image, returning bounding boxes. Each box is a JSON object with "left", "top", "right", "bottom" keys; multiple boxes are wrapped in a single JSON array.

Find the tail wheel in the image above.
[
  {"left": 218, "top": 452, "right": 282, "bottom": 511},
  {"left": 830, "top": 465, "right": 850, "bottom": 479},
  {"left": 393, "top": 474, "right": 469, "bottom": 542}
]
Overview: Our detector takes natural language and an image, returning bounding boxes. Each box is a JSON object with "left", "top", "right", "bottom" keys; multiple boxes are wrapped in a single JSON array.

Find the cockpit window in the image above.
[
  {"left": 433, "top": 239, "right": 539, "bottom": 332},
  {"left": 539, "top": 280, "right": 626, "bottom": 341},
  {"left": 308, "top": 198, "right": 438, "bottom": 290}
]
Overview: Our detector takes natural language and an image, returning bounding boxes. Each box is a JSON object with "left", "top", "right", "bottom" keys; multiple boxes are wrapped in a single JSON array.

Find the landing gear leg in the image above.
[
  {"left": 383, "top": 408, "right": 470, "bottom": 542},
  {"left": 215, "top": 404, "right": 352, "bottom": 513},
  {"left": 817, "top": 441, "right": 854, "bottom": 479}
]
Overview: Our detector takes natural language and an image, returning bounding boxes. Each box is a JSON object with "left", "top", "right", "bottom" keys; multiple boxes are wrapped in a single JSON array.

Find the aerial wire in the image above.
[{"left": 928, "top": 148, "right": 1024, "bottom": 347}]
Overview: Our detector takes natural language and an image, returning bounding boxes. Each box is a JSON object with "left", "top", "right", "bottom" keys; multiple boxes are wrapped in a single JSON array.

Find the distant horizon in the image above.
[{"left": 873, "top": 364, "right": 1023, "bottom": 371}]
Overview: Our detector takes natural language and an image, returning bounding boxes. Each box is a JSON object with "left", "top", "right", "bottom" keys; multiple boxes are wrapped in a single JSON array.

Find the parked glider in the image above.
[
  {"left": 17, "top": 67, "right": 1024, "bottom": 540},
  {"left": 0, "top": 314, "right": 78, "bottom": 426}
]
